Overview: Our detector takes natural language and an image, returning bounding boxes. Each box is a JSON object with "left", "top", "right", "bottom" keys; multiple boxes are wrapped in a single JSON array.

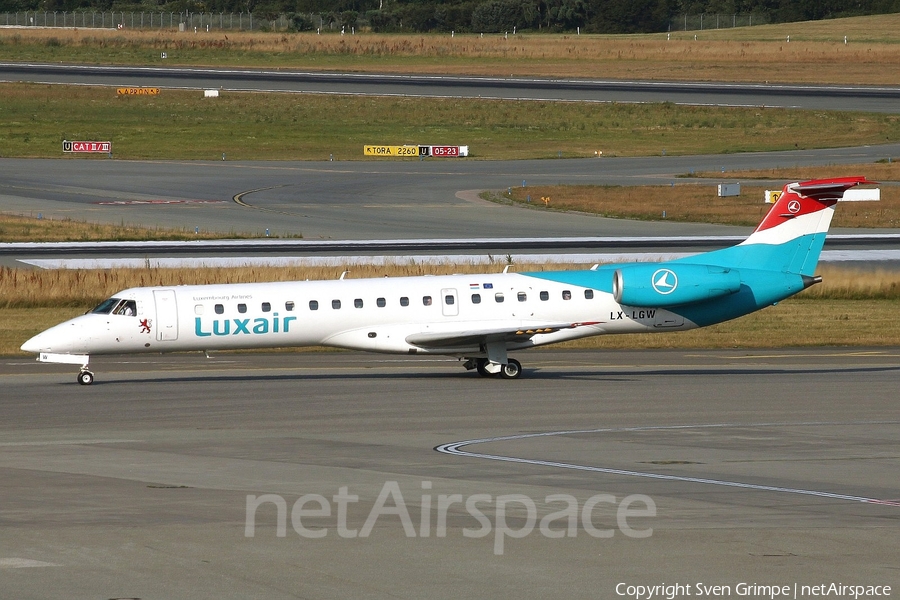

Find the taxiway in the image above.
[{"left": 1, "top": 349, "right": 897, "bottom": 599}]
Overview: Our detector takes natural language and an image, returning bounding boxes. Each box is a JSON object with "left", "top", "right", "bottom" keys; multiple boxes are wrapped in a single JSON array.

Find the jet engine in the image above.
[{"left": 612, "top": 264, "right": 742, "bottom": 308}]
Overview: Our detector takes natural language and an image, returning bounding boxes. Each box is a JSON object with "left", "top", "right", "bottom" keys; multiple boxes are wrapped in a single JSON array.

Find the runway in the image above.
[
  {"left": 4, "top": 63, "right": 900, "bottom": 113},
  {"left": 1, "top": 348, "right": 898, "bottom": 599}
]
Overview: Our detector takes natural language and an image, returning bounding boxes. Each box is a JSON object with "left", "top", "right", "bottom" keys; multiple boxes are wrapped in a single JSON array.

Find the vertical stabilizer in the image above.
[{"left": 703, "top": 177, "right": 877, "bottom": 276}]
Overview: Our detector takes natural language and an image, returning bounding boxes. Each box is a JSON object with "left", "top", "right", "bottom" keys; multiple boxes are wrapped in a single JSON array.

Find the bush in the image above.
[
  {"left": 471, "top": 0, "right": 537, "bottom": 32},
  {"left": 290, "top": 13, "right": 316, "bottom": 31}
]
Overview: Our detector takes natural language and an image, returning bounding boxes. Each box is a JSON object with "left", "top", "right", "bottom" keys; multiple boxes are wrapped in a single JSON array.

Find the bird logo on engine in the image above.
[{"left": 651, "top": 269, "right": 678, "bottom": 295}]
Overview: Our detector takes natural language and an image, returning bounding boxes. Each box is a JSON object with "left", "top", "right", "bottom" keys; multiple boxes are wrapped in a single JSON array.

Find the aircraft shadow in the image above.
[{"left": 71, "top": 364, "right": 900, "bottom": 386}]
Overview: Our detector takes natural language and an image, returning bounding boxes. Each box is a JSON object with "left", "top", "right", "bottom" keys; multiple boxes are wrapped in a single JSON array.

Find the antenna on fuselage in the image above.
[{"left": 339, "top": 270, "right": 350, "bottom": 280}]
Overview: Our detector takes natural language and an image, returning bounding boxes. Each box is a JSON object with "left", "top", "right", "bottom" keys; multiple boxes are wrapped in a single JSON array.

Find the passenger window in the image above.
[
  {"left": 562, "top": 290, "right": 572, "bottom": 300},
  {"left": 423, "top": 296, "right": 433, "bottom": 306},
  {"left": 540, "top": 291, "right": 549, "bottom": 301},
  {"left": 354, "top": 298, "right": 363, "bottom": 308},
  {"left": 377, "top": 298, "right": 386, "bottom": 307},
  {"left": 262, "top": 302, "right": 271, "bottom": 312},
  {"left": 194, "top": 305, "right": 205, "bottom": 315},
  {"left": 238, "top": 303, "right": 247, "bottom": 313},
  {"left": 517, "top": 292, "right": 527, "bottom": 302},
  {"left": 445, "top": 295, "right": 455, "bottom": 305},
  {"left": 495, "top": 293, "right": 505, "bottom": 303},
  {"left": 309, "top": 300, "right": 319, "bottom": 311},
  {"left": 471, "top": 293, "right": 481, "bottom": 304},
  {"left": 285, "top": 301, "right": 295, "bottom": 311},
  {"left": 215, "top": 304, "right": 225, "bottom": 314},
  {"left": 584, "top": 289, "right": 594, "bottom": 300},
  {"left": 400, "top": 297, "right": 409, "bottom": 307},
  {"left": 332, "top": 299, "right": 341, "bottom": 309}
]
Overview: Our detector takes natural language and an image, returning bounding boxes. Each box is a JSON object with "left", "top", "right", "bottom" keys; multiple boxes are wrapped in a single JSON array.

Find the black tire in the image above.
[
  {"left": 500, "top": 359, "right": 522, "bottom": 379},
  {"left": 77, "top": 370, "right": 94, "bottom": 385},
  {"left": 475, "top": 358, "right": 495, "bottom": 377}
]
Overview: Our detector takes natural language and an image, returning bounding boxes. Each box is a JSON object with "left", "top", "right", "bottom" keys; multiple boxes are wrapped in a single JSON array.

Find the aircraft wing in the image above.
[{"left": 405, "top": 322, "right": 597, "bottom": 349}]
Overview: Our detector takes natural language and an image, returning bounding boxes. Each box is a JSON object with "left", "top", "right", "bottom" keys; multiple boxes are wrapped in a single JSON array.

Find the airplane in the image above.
[{"left": 21, "top": 176, "right": 878, "bottom": 385}]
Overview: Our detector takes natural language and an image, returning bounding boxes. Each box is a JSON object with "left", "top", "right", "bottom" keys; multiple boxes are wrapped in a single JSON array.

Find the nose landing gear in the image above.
[{"left": 77, "top": 369, "right": 94, "bottom": 385}]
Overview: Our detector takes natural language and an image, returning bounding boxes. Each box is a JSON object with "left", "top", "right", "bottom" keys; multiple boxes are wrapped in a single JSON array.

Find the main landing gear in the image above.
[
  {"left": 77, "top": 368, "right": 94, "bottom": 385},
  {"left": 467, "top": 357, "right": 523, "bottom": 379}
]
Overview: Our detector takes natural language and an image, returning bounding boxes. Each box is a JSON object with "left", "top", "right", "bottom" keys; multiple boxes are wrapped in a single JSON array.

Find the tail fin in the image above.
[{"left": 709, "top": 176, "right": 877, "bottom": 276}]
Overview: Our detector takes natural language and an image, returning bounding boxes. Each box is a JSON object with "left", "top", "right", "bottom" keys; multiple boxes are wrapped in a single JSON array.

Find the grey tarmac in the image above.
[
  {"left": 2, "top": 144, "right": 900, "bottom": 241},
  {"left": 0, "top": 348, "right": 898, "bottom": 599}
]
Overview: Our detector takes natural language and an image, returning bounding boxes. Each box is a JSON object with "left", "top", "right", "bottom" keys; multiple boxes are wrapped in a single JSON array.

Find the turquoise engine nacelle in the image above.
[{"left": 612, "top": 263, "right": 742, "bottom": 308}]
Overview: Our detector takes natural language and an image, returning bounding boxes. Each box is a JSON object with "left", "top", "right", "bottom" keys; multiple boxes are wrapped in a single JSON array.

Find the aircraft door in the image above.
[
  {"left": 153, "top": 289, "right": 179, "bottom": 341},
  {"left": 441, "top": 288, "right": 459, "bottom": 317}
]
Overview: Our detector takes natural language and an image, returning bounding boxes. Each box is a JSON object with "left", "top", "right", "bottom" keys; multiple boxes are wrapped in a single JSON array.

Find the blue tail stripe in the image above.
[
  {"left": 522, "top": 233, "right": 827, "bottom": 291},
  {"left": 671, "top": 233, "right": 826, "bottom": 276}
]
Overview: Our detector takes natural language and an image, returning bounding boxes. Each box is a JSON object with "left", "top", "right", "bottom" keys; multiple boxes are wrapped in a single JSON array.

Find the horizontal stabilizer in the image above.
[
  {"left": 840, "top": 187, "right": 880, "bottom": 202},
  {"left": 791, "top": 176, "right": 878, "bottom": 199}
]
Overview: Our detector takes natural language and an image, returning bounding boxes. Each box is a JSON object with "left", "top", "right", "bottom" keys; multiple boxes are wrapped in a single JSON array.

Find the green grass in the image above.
[
  {"left": 3, "top": 83, "right": 900, "bottom": 161},
  {"left": 559, "top": 299, "right": 900, "bottom": 349},
  {"left": 0, "top": 212, "right": 282, "bottom": 242}
]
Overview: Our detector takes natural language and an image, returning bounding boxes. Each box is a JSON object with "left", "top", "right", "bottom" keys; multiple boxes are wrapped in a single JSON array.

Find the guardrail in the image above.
[
  {"left": 3, "top": 234, "right": 899, "bottom": 257},
  {"left": 0, "top": 11, "right": 300, "bottom": 31}
]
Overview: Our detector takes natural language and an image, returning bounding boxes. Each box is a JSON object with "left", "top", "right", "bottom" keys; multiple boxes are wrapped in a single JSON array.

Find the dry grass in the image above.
[
  {"left": 801, "top": 264, "right": 900, "bottom": 300},
  {"left": 2, "top": 262, "right": 898, "bottom": 310},
  {"left": 501, "top": 182, "right": 900, "bottom": 228},
  {"left": 0, "top": 262, "right": 568, "bottom": 308},
  {"left": 2, "top": 13, "right": 900, "bottom": 84},
  {"left": 697, "top": 161, "right": 900, "bottom": 182}
]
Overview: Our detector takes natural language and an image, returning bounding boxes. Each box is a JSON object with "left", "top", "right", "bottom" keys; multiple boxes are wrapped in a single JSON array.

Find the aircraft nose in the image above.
[
  {"left": 20, "top": 333, "right": 42, "bottom": 353},
  {"left": 20, "top": 321, "right": 81, "bottom": 354},
  {"left": 20, "top": 329, "right": 60, "bottom": 353}
]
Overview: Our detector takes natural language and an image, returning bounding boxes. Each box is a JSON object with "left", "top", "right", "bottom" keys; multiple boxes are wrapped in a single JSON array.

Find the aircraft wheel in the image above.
[
  {"left": 500, "top": 359, "right": 522, "bottom": 379},
  {"left": 77, "top": 370, "right": 94, "bottom": 385},
  {"left": 475, "top": 358, "right": 495, "bottom": 377}
]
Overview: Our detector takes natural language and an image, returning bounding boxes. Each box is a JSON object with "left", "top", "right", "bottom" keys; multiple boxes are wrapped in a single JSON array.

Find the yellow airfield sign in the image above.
[
  {"left": 117, "top": 87, "right": 161, "bottom": 96},
  {"left": 364, "top": 145, "right": 420, "bottom": 157}
]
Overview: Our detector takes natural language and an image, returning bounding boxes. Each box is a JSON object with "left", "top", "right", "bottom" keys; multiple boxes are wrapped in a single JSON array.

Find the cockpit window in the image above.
[
  {"left": 113, "top": 300, "right": 137, "bottom": 316},
  {"left": 91, "top": 297, "right": 121, "bottom": 314}
]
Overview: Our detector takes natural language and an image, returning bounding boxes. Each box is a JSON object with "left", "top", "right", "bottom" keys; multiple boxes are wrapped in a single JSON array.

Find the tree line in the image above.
[{"left": 5, "top": 0, "right": 900, "bottom": 34}]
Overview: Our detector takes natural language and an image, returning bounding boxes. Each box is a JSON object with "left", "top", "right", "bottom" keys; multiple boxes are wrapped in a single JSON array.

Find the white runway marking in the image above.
[
  {"left": 0, "top": 558, "right": 60, "bottom": 569},
  {"left": 436, "top": 421, "right": 900, "bottom": 506},
  {"left": 0, "top": 439, "right": 139, "bottom": 447}
]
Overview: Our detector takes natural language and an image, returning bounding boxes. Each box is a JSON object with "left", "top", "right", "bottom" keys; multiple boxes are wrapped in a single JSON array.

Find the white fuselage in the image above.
[{"left": 25, "top": 271, "right": 693, "bottom": 359}]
